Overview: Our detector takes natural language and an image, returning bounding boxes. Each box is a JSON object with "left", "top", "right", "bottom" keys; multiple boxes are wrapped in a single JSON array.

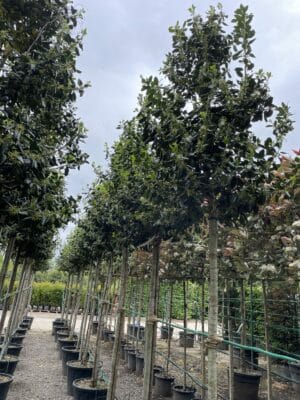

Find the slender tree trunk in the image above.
[
  {"left": 166, "top": 283, "right": 173, "bottom": 373},
  {"left": 70, "top": 272, "right": 84, "bottom": 338},
  {"left": 64, "top": 274, "right": 74, "bottom": 324},
  {"left": 77, "top": 267, "right": 93, "bottom": 350},
  {"left": 0, "top": 248, "right": 20, "bottom": 335},
  {"left": 207, "top": 217, "right": 218, "bottom": 400},
  {"left": 240, "top": 279, "right": 246, "bottom": 372},
  {"left": 0, "top": 237, "right": 16, "bottom": 298},
  {"left": 201, "top": 280, "right": 206, "bottom": 400},
  {"left": 226, "top": 280, "right": 233, "bottom": 400},
  {"left": 92, "top": 261, "right": 113, "bottom": 386},
  {"left": 69, "top": 273, "right": 80, "bottom": 329},
  {"left": 143, "top": 238, "right": 160, "bottom": 400},
  {"left": 107, "top": 247, "right": 129, "bottom": 400},
  {"left": 61, "top": 274, "right": 71, "bottom": 320},
  {"left": 262, "top": 280, "right": 272, "bottom": 400},
  {"left": 183, "top": 280, "right": 188, "bottom": 388}
]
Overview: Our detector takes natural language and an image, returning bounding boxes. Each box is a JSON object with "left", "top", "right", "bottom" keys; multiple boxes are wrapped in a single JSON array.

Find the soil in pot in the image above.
[
  {"left": 135, "top": 353, "right": 144, "bottom": 376},
  {"left": 66, "top": 360, "right": 93, "bottom": 396},
  {"left": 233, "top": 369, "right": 261, "bottom": 400},
  {"left": 0, "top": 345, "right": 22, "bottom": 357},
  {"left": 289, "top": 362, "right": 300, "bottom": 395},
  {"left": 160, "top": 326, "right": 174, "bottom": 340},
  {"left": 62, "top": 346, "right": 80, "bottom": 376},
  {"left": 0, "top": 373, "right": 13, "bottom": 400},
  {"left": 127, "top": 351, "right": 136, "bottom": 372},
  {"left": 154, "top": 373, "right": 175, "bottom": 397},
  {"left": 0, "top": 355, "right": 19, "bottom": 375},
  {"left": 73, "top": 378, "right": 107, "bottom": 400},
  {"left": 172, "top": 385, "right": 196, "bottom": 400},
  {"left": 179, "top": 332, "right": 195, "bottom": 348}
]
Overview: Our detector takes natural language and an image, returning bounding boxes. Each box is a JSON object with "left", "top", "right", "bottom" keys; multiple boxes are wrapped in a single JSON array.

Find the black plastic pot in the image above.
[
  {"left": 52, "top": 321, "right": 66, "bottom": 336},
  {"left": 62, "top": 346, "right": 80, "bottom": 376},
  {"left": 0, "top": 345, "right": 22, "bottom": 357},
  {"left": 9, "top": 335, "right": 25, "bottom": 346},
  {"left": 73, "top": 378, "right": 107, "bottom": 400},
  {"left": 154, "top": 373, "right": 175, "bottom": 397},
  {"left": 15, "top": 327, "right": 27, "bottom": 336},
  {"left": 56, "top": 331, "right": 69, "bottom": 343},
  {"left": 124, "top": 345, "right": 133, "bottom": 363},
  {"left": 233, "top": 370, "right": 261, "bottom": 400},
  {"left": 172, "top": 385, "right": 196, "bottom": 400},
  {"left": 127, "top": 351, "right": 136, "bottom": 372},
  {"left": 179, "top": 332, "right": 194, "bottom": 348},
  {"left": 120, "top": 343, "right": 127, "bottom": 360},
  {"left": 19, "top": 322, "right": 30, "bottom": 330},
  {"left": 160, "top": 326, "right": 174, "bottom": 340},
  {"left": 23, "top": 317, "right": 33, "bottom": 329},
  {"left": 103, "top": 330, "right": 114, "bottom": 342},
  {"left": 66, "top": 361, "right": 93, "bottom": 396},
  {"left": 0, "top": 373, "right": 13, "bottom": 400},
  {"left": 58, "top": 338, "right": 77, "bottom": 359},
  {"left": 0, "top": 357, "right": 19, "bottom": 375},
  {"left": 289, "top": 362, "right": 300, "bottom": 395},
  {"left": 135, "top": 353, "right": 144, "bottom": 376},
  {"left": 153, "top": 365, "right": 163, "bottom": 385}
]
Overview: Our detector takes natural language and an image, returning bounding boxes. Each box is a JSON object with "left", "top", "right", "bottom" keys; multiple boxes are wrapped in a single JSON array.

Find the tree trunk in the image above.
[
  {"left": 262, "top": 280, "right": 272, "bottom": 400},
  {"left": 207, "top": 217, "right": 218, "bottom": 400},
  {"left": 61, "top": 274, "right": 71, "bottom": 321},
  {"left": 70, "top": 271, "right": 84, "bottom": 338},
  {"left": 0, "top": 237, "right": 16, "bottom": 298},
  {"left": 166, "top": 283, "right": 173, "bottom": 373},
  {"left": 91, "top": 260, "right": 113, "bottom": 386},
  {"left": 107, "top": 247, "right": 129, "bottom": 400},
  {"left": 240, "top": 279, "right": 246, "bottom": 372},
  {"left": 142, "top": 238, "right": 160, "bottom": 400},
  {"left": 226, "top": 280, "right": 233, "bottom": 400},
  {"left": 77, "top": 267, "right": 93, "bottom": 350},
  {"left": 183, "top": 280, "right": 188, "bottom": 388},
  {"left": 201, "top": 280, "right": 206, "bottom": 400},
  {"left": 0, "top": 248, "right": 20, "bottom": 335}
]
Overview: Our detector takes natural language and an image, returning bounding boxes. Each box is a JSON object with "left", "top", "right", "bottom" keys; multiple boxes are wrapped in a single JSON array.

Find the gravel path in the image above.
[{"left": 7, "top": 329, "right": 73, "bottom": 400}]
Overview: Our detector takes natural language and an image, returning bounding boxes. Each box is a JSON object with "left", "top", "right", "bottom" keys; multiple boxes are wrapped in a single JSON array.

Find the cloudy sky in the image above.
[{"left": 60, "top": 0, "right": 300, "bottom": 242}]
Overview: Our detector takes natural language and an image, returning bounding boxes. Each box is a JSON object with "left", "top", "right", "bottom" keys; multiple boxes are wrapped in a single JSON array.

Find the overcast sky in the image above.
[{"left": 60, "top": 0, "right": 300, "bottom": 243}]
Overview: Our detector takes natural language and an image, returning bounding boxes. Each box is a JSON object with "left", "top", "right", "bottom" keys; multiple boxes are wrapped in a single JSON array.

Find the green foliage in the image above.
[{"left": 31, "top": 282, "right": 65, "bottom": 307}]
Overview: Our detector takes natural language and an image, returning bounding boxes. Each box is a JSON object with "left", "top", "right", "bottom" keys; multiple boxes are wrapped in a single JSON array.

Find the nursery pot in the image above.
[
  {"left": 172, "top": 385, "right": 196, "bottom": 400},
  {"left": 15, "top": 328, "right": 27, "bottom": 336},
  {"left": 127, "top": 350, "right": 136, "bottom": 372},
  {"left": 289, "top": 362, "right": 300, "bottom": 395},
  {"left": 154, "top": 373, "right": 175, "bottom": 397},
  {"left": 160, "top": 326, "right": 174, "bottom": 340},
  {"left": 10, "top": 335, "right": 25, "bottom": 346},
  {"left": 52, "top": 321, "right": 65, "bottom": 335},
  {"left": 66, "top": 360, "right": 93, "bottom": 396},
  {"left": 23, "top": 317, "right": 33, "bottom": 329},
  {"left": 19, "top": 322, "right": 30, "bottom": 330},
  {"left": 0, "top": 373, "right": 13, "bottom": 400},
  {"left": 124, "top": 345, "right": 133, "bottom": 363},
  {"left": 0, "top": 345, "right": 22, "bottom": 357},
  {"left": 62, "top": 346, "right": 80, "bottom": 376},
  {"left": 120, "top": 343, "right": 127, "bottom": 360},
  {"left": 73, "top": 378, "right": 107, "bottom": 400},
  {"left": 56, "top": 330, "right": 69, "bottom": 343},
  {"left": 58, "top": 338, "right": 77, "bottom": 359},
  {"left": 179, "top": 332, "right": 194, "bottom": 348},
  {"left": 0, "top": 356, "right": 19, "bottom": 375},
  {"left": 233, "top": 370, "right": 261, "bottom": 400},
  {"left": 153, "top": 365, "right": 164, "bottom": 385},
  {"left": 55, "top": 327, "right": 69, "bottom": 340},
  {"left": 103, "top": 329, "right": 114, "bottom": 342},
  {"left": 135, "top": 353, "right": 144, "bottom": 376}
]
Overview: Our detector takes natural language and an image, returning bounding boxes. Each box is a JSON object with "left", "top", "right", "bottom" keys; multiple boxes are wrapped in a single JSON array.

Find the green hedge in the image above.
[{"left": 31, "top": 282, "right": 65, "bottom": 307}]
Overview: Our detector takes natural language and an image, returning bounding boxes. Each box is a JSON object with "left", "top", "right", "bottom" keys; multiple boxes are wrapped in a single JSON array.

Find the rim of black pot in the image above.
[
  {"left": 66, "top": 360, "right": 93, "bottom": 369},
  {"left": 0, "top": 372, "right": 14, "bottom": 384},
  {"left": 173, "top": 385, "right": 196, "bottom": 393},
  {"left": 154, "top": 372, "right": 175, "bottom": 381},
  {"left": 72, "top": 378, "right": 107, "bottom": 391},
  {"left": 234, "top": 369, "right": 262, "bottom": 377}
]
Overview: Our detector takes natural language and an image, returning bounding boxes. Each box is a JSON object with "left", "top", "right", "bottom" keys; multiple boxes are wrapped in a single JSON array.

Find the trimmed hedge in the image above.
[{"left": 31, "top": 282, "right": 65, "bottom": 307}]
